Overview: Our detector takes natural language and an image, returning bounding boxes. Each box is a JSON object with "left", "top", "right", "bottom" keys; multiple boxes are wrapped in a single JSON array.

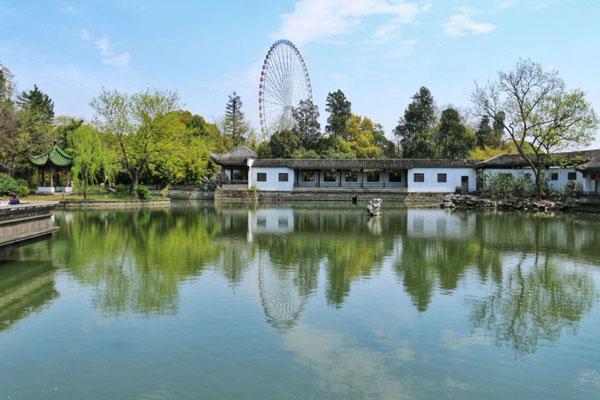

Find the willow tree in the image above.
[
  {"left": 90, "top": 89, "right": 180, "bottom": 189},
  {"left": 68, "top": 125, "right": 119, "bottom": 199},
  {"left": 473, "top": 59, "right": 598, "bottom": 199}
]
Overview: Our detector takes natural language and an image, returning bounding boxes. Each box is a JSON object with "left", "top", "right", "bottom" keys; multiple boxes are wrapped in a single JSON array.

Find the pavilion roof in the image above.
[
  {"left": 211, "top": 145, "right": 257, "bottom": 167},
  {"left": 27, "top": 145, "right": 73, "bottom": 167},
  {"left": 474, "top": 149, "right": 600, "bottom": 170}
]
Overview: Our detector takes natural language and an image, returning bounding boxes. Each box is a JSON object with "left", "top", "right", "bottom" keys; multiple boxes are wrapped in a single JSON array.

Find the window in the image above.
[
  {"left": 437, "top": 173, "right": 447, "bottom": 183},
  {"left": 389, "top": 170, "right": 402, "bottom": 182},
  {"left": 568, "top": 172, "right": 577, "bottom": 181},
  {"left": 551, "top": 173, "right": 559, "bottom": 181},
  {"left": 278, "top": 173, "right": 288, "bottom": 182},
  {"left": 344, "top": 170, "right": 358, "bottom": 182},
  {"left": 302, "top": 170, "right": 315, "bottom": 182},
  {"left": 257, "top": 172, "right": 267, "bottom": 182},
  {"left": 366, "top": 170, "right": 380, "bottom": 182},
  {"left": 323, "top": 170, "right": 337, "bottom": 182},
  {"left": 414, "top": 173, "right": 425, "bottom": 183},
  {"left": 232, "top": 169, "right": 247, "bottom": 181}
]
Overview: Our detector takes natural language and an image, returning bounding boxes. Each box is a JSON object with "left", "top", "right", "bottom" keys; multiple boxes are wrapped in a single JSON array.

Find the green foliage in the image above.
[
  {"left": 135, "top": 184, "right": 150, "bottom": 200},
  {"left": 339, "top": 115, "right": 383, "bottom": 158},
  {"left": 435, "top": 108, "right": 476, "bottom": 159},
  {"left": 90, "top": 88, "right": 180, "bottom": 188},
  {"left": 269, "top": 130, "right": 300, "bottom": 158},
  {"left": 394, "top": 87, "right": 437, "bottom": 158},
  {"left": 222, "top": 91, "right": 250, "bottom": 145},
  {"left": 115, "top": 183, "right": 128, "bottom": 193},
  {"left": 16, "top": 85, "right": 54, "bottom": 123},
  {"left": 15, "top": 178, "right": 30, "bottom": 196},
  {"left": 483, "top": 173, "right": 538, "bottom": 200},
  {"left": 292, "top": 99, "right": 321, "bottom": 150},
  {"left": 0, "top": 173, "right": 20, "bottom": 195},
  {"left": 68, "top": 124, "right": 119, "bottom": 199},
  {"left": 325, "top": 90, "right": 352, "bottom": 144},
  {"left": 476, "top": 115, "right": 503, "bottom": 149},
  {"left": 473, "top": 58, "right": 599, "bottom": 198},
  {"left": 256, "top": 141, "right": 272, "bottom": 158}
]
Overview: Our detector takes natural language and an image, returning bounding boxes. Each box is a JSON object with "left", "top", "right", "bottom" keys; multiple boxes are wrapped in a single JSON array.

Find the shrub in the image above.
[
  {"left": 483, "top": 173, "right": 537, "bottom": 200},
  {"left": 160, "top": 185, "right": 170, "bottom": 198},
  {"left": 16, "top": 178, "right": 31, "bottom": 196},
  {"left": 135, "top": 185, "right": 150, "bottom": 200},
  {"left": 0, "top": 173, "right": 21, "bottom": 195}
]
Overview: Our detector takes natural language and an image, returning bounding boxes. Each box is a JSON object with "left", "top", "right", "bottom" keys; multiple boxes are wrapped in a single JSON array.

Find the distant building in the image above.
[
  {"left": 0, "top": 64, "right": 14, "bottom": 96},
  {"left": 212, "top": 146, "right": 600, "bottom": 195}
]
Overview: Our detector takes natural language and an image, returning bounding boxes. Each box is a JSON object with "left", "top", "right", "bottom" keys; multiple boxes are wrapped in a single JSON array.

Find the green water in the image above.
[{"left": 1, "top": 204, "right": 600, "bottom": 399}]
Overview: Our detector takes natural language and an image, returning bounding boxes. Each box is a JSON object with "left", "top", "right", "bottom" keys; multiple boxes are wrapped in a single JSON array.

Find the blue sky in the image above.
[{"left": 1, "top": 0, "right": 599, "bottom": 144}]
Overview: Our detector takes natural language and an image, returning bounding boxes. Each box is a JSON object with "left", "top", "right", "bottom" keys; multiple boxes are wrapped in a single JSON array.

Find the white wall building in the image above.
[{"left": 407, "top": 168, "right": 476, "bottom": 193}]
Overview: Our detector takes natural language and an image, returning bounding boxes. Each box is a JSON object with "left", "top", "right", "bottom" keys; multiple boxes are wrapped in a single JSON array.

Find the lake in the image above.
[{"left": 1, "top": 204, "right": 599, "bottom": 399}]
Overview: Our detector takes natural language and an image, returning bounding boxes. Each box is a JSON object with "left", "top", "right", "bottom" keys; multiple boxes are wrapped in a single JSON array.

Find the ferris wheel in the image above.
[{"left": 258, "top": 39, "right": 313, "bottom": 139}]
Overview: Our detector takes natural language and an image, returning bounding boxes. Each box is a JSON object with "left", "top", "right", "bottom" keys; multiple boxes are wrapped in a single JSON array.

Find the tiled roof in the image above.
[
  {"left": 252, "top": 158, "right": 478, "bottom": 169},
  {"left": 211, "top": 145, "right": 257, "bottom": 166},
  {"left": 475, "top": 149, "right": 600, "bottom": 169},
  {"left": 27, "top": 145, "right": 73, "bottom": 167}
]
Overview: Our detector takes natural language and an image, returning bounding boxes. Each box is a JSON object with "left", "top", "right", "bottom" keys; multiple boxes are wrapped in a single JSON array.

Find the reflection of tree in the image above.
[
  {"left": 55, "top": 208, "right": 225, "bottom": 316},
  {"left": 0, "top": 260, "right": 58, "bottom": 331},
  {"left": 469, "top": 255, "right": 597, "bottom": 355},
  {"left": 252, "top": 211, "right": 399, "bottom": 308},
  {"left": 395, "top": 237, "right": 501, "bottom": 312}
]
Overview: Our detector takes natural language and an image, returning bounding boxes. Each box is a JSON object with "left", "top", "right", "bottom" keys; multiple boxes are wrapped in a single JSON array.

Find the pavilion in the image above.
[{"left": 27, "top": 145, "right": 74, "bottom": 194}]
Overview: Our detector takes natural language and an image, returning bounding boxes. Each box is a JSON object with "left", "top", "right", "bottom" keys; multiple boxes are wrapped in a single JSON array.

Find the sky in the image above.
[{"left": 1, "top": 0, "right": 599, "bottom": 145}]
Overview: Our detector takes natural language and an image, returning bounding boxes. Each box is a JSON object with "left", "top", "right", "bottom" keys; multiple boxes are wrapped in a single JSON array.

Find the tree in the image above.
[
  {"left": 292, "top": 99, "right": 321, "bottom": 150},
  {"left": 0, "top": 74, "right": 18, "bottom": 173},
  {"left": 16, "top": 85, "right": 54, "bottom": 124},
  {"left": 325, "top": 90, "right": 352, "bottom": 145},
  {"left": 222, "top": 91, "right": 250, "bottom": 145},
  {"left": 435, "top": 108, "right": 475, "bottom": 159},
  {"left": 90, "top": 88, "right": 180, "bottom": 189},
  {"left": 338, "top": 115, "right": 382, "bottom": 158},
  {"left": 68, "top": 125, "right": 118, "bottom": 199},
  {"left": 270, "top": 130, "right": 300, "bottom": 158},
  {"left": 476, "top": 115, "right": 504, "bottom": 149},
  {"left": 473, "top": 59, "right": 598, "bottom": 198},
  {"left": 394, "top": 87, "right": 437, "bottom": 158}
]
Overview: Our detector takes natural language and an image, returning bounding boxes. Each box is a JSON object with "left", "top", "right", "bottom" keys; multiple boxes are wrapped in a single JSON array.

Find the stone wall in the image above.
[
  {"left": 168, "top": 189, "right": 214, "bottom": 200},
  {"left": 59, "top": 199, "right": 171, "bottom": 210},
  {"left": 0, "top": 202, "right": 60, "bottom": 247},
  {"left": 214, "top": 188, "right": 446, "bottom": 205}
]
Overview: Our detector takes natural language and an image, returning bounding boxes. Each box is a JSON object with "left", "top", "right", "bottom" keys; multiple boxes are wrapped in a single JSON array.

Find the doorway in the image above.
[{"left": 461, "top": 176, "right": 469, "bottom": 193}]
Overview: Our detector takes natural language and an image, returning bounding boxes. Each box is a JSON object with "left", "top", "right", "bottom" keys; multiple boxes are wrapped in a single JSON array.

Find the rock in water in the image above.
[{"left": 367, "top": 198, "right": 382, "bottom": 217}]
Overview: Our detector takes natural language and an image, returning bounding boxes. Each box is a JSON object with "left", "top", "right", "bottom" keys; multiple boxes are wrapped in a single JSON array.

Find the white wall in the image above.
[
  {"left": 482, "top": 168, "right": 585, "bottom": 192},
  {"left": 249, "top": 167, "right": 295, "bottom": 191},
  {"left": 407, "top": 168, "right": 476, "bottom": 193}
]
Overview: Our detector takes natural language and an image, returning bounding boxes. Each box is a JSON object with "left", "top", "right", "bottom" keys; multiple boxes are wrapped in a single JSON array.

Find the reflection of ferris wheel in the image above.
[
  {"left": 258, "top": 39, "right": 313, "bottom": 139},
  {"left": 258, "top": 262, "right": 307, "bottom": 331}
]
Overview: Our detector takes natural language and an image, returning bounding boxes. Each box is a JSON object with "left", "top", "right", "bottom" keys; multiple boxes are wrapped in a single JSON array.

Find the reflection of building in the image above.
[
  {"left": 406, "top": 209, "right": 476, "bottom": 239},
  {"left": 247, "top": 208, "right": 294, "bottom": 241},
  {"left": 0, "top": 64, "right": 13, "bottom": 96},
  {"left": 0, "top": 261, "right": 58, "bottom": 332}
]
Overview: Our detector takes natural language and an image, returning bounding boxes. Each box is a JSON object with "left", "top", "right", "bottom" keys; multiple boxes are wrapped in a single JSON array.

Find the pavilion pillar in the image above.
[
  {"left": 50, "top": 166, "right": 54, "bottom": 188},
  {"left": 360, "top": 169, "right": 364, "bottom": 188}
]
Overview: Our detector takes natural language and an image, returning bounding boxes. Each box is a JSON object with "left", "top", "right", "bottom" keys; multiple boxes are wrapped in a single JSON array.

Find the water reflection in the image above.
[
  {"left": 1, "top": 206, "right": 599, "bottom": 358},
  {"left": 0, "top": 246, "right": 58, "bottom": 332}
]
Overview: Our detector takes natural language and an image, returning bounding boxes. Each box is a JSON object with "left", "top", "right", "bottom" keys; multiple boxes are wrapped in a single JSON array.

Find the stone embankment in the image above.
[{"left": 441, "top": 194, "right": 569, "bottom": 212}]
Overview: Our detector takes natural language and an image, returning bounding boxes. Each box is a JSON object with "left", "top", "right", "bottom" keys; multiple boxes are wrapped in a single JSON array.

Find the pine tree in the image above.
[
  {"left": 325, "top": 90, "right": 351, "bottom": 145},
  {"left": 435, "top": 108, "right": 475, "bottom": 159},
  {"left": 17, "top": 85, "right": 54, "bottom": 123},
  {"left": 394, "top": 87, "right": 437, "bottom": 158},
  {"left": 292, "top": 99, "right": 321, "bottom": 150},
  {"left": 476, "top": 116, "right": 493, "bottom": 149},
  {"left": 222, "top": 91, "right": 249, "bottom": 145}
]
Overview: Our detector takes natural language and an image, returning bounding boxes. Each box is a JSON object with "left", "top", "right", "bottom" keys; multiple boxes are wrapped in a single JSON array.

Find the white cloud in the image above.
[
  {"left": 80, "top": 28, "right": 91, "bottom": 40},
  {"left": 443, "top": 11, "right": 496, "bottom": 37},
  {"left": 61, "top": 5, "right": 77, "bottom": 14},
  {"left": 82, "top": 34, "right": 131, "bottom": 69},
  {"left": 272, "top": 0, "right": 428, "bottom": 45}
]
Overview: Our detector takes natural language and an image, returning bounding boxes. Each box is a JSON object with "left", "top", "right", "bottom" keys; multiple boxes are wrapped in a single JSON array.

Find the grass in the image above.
[{"left": 20, "top": 193, "right": 159, "bottom": 202}]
